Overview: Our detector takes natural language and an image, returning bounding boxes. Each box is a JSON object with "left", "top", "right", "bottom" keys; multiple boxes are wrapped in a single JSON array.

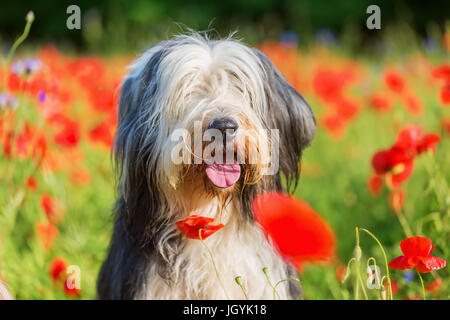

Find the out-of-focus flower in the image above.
[
  {"left": 36, "top": 222, "right": 58, "bottom": 249},
  {"left": 64, "top": 277, "right": 80, "bottom": 297},
  {"left": 37, "top": 90, "right": 46, "bottom": 103},
  {"left": 416, "top": 133, "right": 441, "bottom": 154},
  {"left": 403, "top": 271, "right": 414, "bottom": 283},
  {"left": 49, "top": 114, "right": 81, "bottom": 148},
  {"left": 389, "top": 189, "right": 405, "bottom": 214},
  {"left": 389, "top": 237, "right": 447, "bottom": 273},
  {"left": 11, "top": 58, "right": 42, "bottom": 76},
  {"left": 401, "top": 92, "right": 423, "bottom": 115},
  {"left": 175, "top": 215, "right": 224, "bottom": 240},
  {"left": 336, "top": 265, "right": 346, "bottom": 282},
  {"left": 384, "top": 70, "right": 405, "bottom": 94},
  {"left": 425, "top": 278, "right": 442, "bottom": 292},
  {"left": 26, "top": 176, "right": 38, "bottom": 191},
  {"left": 0, "top": 93, "right": 18, "bottom": 109},
  {"left": 369, "top": 92, "right": 393, "bottom": 112},
  {"left": 439, "top": 82, "right": 450, "bottom": 105},
  {"left": 367, "top": 175, "right": 383, "bottom": 196},
  {"left": 49, "top": 257, "right": 67, "bottom": 281},
  {"left": 41, "top": 194, "right": 65, "bottom": 224},
  {"left": 89, "top": 121, "right": 114, "bottom": 148},
  {"left": 252, "top": 192, "right": 335, "bottom": 270},
  {"left": 71, "top": 168, "right": 92, "bottom": 186},
  {"left": 280, "top": 30, "right": 299, "bottom": 49}
]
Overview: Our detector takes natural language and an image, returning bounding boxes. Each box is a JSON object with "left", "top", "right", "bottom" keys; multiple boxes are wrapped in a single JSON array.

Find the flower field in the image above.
[{"left": 0, "top": 14, "right": 449, "bottom": 300}]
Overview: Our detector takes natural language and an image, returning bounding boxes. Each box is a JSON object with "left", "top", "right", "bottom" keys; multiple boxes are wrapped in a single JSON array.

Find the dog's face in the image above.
[{"left": 114, "top": 34, "right": 316, "bottom": 218}]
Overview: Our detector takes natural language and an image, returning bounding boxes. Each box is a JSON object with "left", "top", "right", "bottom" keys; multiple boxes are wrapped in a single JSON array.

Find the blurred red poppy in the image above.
[
  {"left": 49, "top": 257, "right": 67, "bottom": 281},
  {"left": 36, "top": 222, "right": 58, "bottom": 250},
  {"left": 439, "top": 82, "right": 450, "bottom": 105},
  {"left": 41, "top": 194, "right": 64, "bottom": 224},
  {"left": 64, "top": 277, "right": 81, "bottom": 297},
  {"left": 175, "top": 215, "right": 224, "bottom": 240},
  {"left": 425, "top": 278, "right": 442, "bottom": 292},
  {"left": 369, "top": 92, "right": 393, "bottom": 112},
  {"left": 389, "top": 189, "right": 405, "bottom": 214},
  {"left": 389, "top": 237, "right": 447, "bottom": 273},
  {"left": 384, "top": 70, "right": 405, "bottom": 94},
  {"left": 252, "top": 192, "right": 335, "bottom": 270},
  {"left": 27, "top": 176, "right": 38, "bottom": 191},
  {"left": 417, "top": 133, "right": 440, "bottom": 154},
  {"left": 401, "top": 92, "right": 423, "bottom": 115},
  {"left": 367, "top": 175, "right": 383, "bottom": 196}
]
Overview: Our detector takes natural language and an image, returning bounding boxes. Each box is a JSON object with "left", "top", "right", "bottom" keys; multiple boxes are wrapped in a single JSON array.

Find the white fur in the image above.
[{"left": 139, "top": 198, "right": 291, "bottom": 300}]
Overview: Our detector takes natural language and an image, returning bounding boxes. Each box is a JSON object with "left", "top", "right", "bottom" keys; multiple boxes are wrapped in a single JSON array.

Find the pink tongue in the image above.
[{"left": 205, "top": 163, "right": 241, "bottom": 188}]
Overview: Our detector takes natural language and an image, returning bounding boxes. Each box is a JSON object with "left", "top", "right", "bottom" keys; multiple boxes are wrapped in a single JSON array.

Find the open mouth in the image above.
[{"left": 205, "top": 160, "right": 241, "bottom": 188}]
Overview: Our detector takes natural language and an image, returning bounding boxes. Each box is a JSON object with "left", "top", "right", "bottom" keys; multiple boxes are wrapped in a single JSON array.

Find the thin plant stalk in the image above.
[
  {"left": 354, "top": 228, "right": 368, "bottom": 300},
  {"left": 273, "top": 277, "right": 304, "bottom": 300},
  {"left": 198, "top": 229, "right": 230, "bottom": 299},
  {"left": 262, "top": 268, "right": 280, "bottom": 300},
  {"left": 416, "top": 268, "right": 426, "bottom": 300},
  {"left": 359, "top": 228, "right": 393, "bottom": 300}
]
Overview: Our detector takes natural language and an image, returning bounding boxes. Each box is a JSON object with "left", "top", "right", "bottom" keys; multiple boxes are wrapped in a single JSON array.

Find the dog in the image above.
[{"left": 97, "top": 33, "right": 316, "bottom": 299}]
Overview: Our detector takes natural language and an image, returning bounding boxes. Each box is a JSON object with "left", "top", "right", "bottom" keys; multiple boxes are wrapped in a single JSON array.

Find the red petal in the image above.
[
  {"left": 252, "top": 192, "right": 335, "bottom": 264},
  {"left": 388, "top": 256, "right": 413, "bottom": 270},
  {"left": 418, "top": 256, "right": 447, "bottom": 273},
  {"left": 200, "top": 224, "right": 224, "bottom": 240},
  {"left": 400, "top": 237, "right": 433, "bottom": 257}
]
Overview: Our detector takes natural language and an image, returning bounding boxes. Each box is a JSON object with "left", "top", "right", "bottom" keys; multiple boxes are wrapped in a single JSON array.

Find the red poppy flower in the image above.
[
  {"left": 425, "top": 278, "right": 442, "bottom": 292},
  {"left": 371, "top": 147, "right": 411, "bottom": 176},
  {"left": 175, "top": 215, "right": 224, "bottom": 240},
  {"left": 389, "top": 189, "right": 405, "bottom": 214},
  {"left": 384, "top": 70, "right": 405, "bottom": 94},
  {"left": 388, "top": 237, "right": 447, "bottom": 273},
  {"left": 252, "top": 192, "right": 335, "bottom": 269},
  {"left": 367, "top": 175, "right": 383, "bottom": 196},
  {"left": 36, "top": 222, "right": 58, "bottom": 250},
  {"left": 431, "top": 65, "right": 450, "bottom": 82},
  {"left": 369, "top": 92, "right": 393, "bottom": 112},
  {"left": 27, "top": 176, "right": 38, "bottom": 191},
  {"left": 41, "top": 194, "right": 64, "bottom": 224},
  {"left": 64, "top": 277, "right": 81, "bottom": 297},
  {"left": 49, "top": 257, "right": 67, "bottom": 281},
  {"left": 401, "top": 92, "right": 423, "bottom": 115},
  {"left": 417, "top": 133, "right": 440, "bottom": 154},
  {"left": 440, "top": 82, "right": 450, "bottom": 105}
]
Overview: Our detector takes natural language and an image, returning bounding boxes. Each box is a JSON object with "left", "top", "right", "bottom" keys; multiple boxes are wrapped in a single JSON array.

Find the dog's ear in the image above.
[{"left": 253, "top": 48, "right": 316, "bottom": 192}]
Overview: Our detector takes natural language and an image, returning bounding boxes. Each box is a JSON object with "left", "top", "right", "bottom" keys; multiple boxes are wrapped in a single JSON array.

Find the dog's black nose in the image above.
[{"left": 208, "top": 118, "right": 238, "bottom": 134}]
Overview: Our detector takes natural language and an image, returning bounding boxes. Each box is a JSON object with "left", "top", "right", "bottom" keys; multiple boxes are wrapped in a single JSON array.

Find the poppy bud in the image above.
[
  {"left": 235, "top": 276, "right": 243, "bottom": 286},
  {"left": 262, "top": 267, "right": 268, "bottom": 275},
  {"left": 353, "top": 245, "right": 362, "bottom": 261},
  {"left": 26, "top": 11, "right": 35, "bottom": 23}
]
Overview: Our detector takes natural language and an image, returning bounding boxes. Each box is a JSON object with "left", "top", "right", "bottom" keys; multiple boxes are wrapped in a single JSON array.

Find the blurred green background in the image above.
[{"left": 1, "top": 0, "right": 449, "bottom": 54}]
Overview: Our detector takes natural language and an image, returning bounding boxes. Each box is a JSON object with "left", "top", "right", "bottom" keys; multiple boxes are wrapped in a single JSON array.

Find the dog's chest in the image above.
[{"left": 142, "top": 216, "right": 292, "bottom": 299}]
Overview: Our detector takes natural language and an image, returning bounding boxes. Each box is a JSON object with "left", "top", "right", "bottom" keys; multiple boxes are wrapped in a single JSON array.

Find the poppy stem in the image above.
[
  {"left": 354, "top": 228, "right": 368, "bottom": 300},
  {"left": 359, "top": 228, "right": 393, "bottom": 300},
  {"left": 234, "top": 276, "right": 249, "bottom": 300},
  {"left": 273, "top": 278, "right": 304, "bottom": 300},
  {"left": 3, "top": 12, "right": 34, "bottom": 90},
  {"left": 262, "top": 268, "right": 281, "bottom": 300},
  {"left": 416, "top": 268, "right": 426, "bottom": 300},
  {"left": 198, "top": 229, "right": 230, "bottom": 299}
]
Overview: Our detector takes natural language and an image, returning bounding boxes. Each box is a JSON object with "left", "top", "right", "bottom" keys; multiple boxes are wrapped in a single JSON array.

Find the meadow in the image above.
[{"left": 0, "top": 13, "right": 449, "bottom": 300}]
